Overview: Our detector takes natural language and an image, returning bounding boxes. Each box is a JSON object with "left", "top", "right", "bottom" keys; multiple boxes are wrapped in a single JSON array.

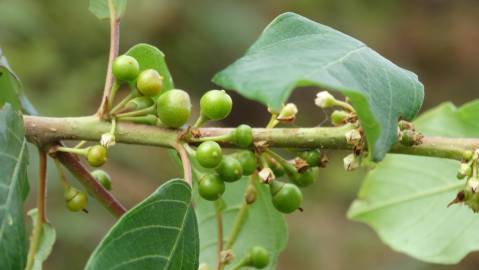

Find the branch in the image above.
[
  {"left": 23, "top": 115, "right": 479, "bottom": 161},
  {"left": 25, "top": 149, "right": 48, "bottom": 270},
  {"left": 97, "top": 0, "right": 121, "bottom": 119}
]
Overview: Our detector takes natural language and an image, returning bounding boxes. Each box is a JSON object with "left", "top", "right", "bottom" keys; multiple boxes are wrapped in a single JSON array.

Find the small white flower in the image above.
[
  {"left": 315, "top": 91, "right": 336, "bottom": 108},
  {"left": 343, "top": 153, "right": 360, "bottom": 171},
  {"left": 468, "top": 178, "right": 479, "bottom": 193},
  {"left": 100, "top": 133, "right": 116, "bottom": 148},
  {"left": 277, "top": 103, "right": 298, "bottom": 122},
  {"left": 258, "top": 167, "right": 275, "bottom": 184},
  {"left": 345, "top": 129, "right": 362, "bottom": 145}
]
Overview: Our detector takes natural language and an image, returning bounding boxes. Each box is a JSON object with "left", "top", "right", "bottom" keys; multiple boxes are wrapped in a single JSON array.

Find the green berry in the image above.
[
  {"left": 200, "top": 90, "right": 232, "bottom": 120},
  {"left": 64, "top": 187, "right": 88, "bottom": 212},
  {"left": 299, "top": 149, "right": 321, "bottom": 167},
  {"left": 270, "top": 181, "right": 303, "bottom": 214},
  {"left": 235, "top": 150, "right": 257, "bottom": 176},
  {"left": 248, "top": 246, "right": 270, "bottom": 269},
  {"left": 137, "top": 69, "right": 164, "bottom": 97},
  {"left": 291, "top": 167, "right": 318, "bottom": 187},
  {"left": 216, "top": 156, "right": 243, "bottom": 182},
  {"left": 112, "top": 55, "right": 140, "bottom": 81},
  {"left": 196, "top": 141, "right": 223, "bottom": 168},
  {"left": 463, "top": 150, "right": 474, "bottom": 161},
  {"left": 199, "top": 174, "right": 225, "bottom": 201},
  {"left": 87, "top": 145, "right": 107, "bottom": 167},
  {"left": 157, "top": 89, "right": 192, "bottom": 128},
  {"left": 91, "top": 169, "right": 112, "bottom": 190},
  {"left": 330, "top": 110, "right": 349, "bottom": 126},
  {"left": 232, "top": 124, "right": 253, "bottom": 148}
]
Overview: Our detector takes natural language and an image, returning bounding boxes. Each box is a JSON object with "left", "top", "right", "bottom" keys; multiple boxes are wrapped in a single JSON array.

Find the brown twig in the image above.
[
  {"left": 97, "top": 0, "right": 121, "bottom": 119},
  {"left": 174, "top": 142, "right": 192, "bottom": 186},
  {"left": 38, "top": 149, "right": 48, "bottom": 222}
]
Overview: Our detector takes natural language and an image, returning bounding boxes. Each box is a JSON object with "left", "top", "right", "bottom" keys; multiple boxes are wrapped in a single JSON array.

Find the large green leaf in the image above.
[
  {"left": 195, "top": 175, "right": 288, "bottom": 269},
  {"left": 213, "top": 12, "right": 424, "bottom": 161},
  {"left": 0, "top": 104, "right": 29, "bottom": 270},
  {"left": 0, "top": 47, "right": 22, "bottom": 110},
  {"left": 0, "top": 47, "right": 38, "bottom": 115},
  {"left": 126, "top": 43, "right": 174, "bottom": 91},
  {"left": 89, "top": 0, "right": 127, "bottom": 20},
  {"left": 348, "top": 100, "right": 479, "bottom": 264},
  {"left": 27, "top": 209, "right": 56, "bottom": 270},
  {"left": 85, "top": 179, "right": 199, "bottom": 270}
]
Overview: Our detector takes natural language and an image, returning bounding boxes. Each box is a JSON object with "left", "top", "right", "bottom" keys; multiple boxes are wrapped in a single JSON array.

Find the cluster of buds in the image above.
[{"left": 450, "top": 149, "right": 479, "bottom": 212}]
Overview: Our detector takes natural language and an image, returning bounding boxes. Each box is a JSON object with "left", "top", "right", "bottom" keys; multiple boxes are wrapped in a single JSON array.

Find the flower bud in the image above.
[
  {"left": 463, "top": 150, "right": 474, "bottom": 162},
  {"left": 276, "top": 103, "right": 298, "bottom": 123},
  {"left": 331, "top": 110, "right": 349, "bottom": 126},
  {"left": 220, "top": 249, "right": 235, "bottom": 265},
  {"left": 100, "top": 133, "right": 116, "bottom": 148},
  {"left": 345, "top": 129, "right": 362, "bottom": 145},
  {"left": 468, "top": 178, "right": 479, "bottom": 193},
  {"left": 343, "top": 153, "right": 360, "bottom": 171},
  {"left": 198, "top": 263, "right": 210, "bottom": 270},
  {"left": 457, "top": 163, "right": 472, "bottom": 180},
  {"left": 244, "top": 184, "right": 257, "bottom": 205},
  {"left": 258, "top": 167, "right": 275, "bottom": 184},
  {"left": 315, "top": 91, "right": 337, "bottom": 108}
]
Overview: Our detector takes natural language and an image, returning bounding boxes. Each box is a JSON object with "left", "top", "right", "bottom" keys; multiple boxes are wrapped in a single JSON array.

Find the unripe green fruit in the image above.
[
  {"left": 112, "top": 55, "right": 140, "bottom": 81},
  {"left": 270, "top": 181, "right": 303, "bottom": 214},
  {"left": 235, "top": 150, "right": 257, "bottom": 175},
  {"left": 299, "top": 149, "right": 321, "bottom": 167},
  {"left": 248, "top": 246, "right": 270, "bottom": 269},
  {"left": 200, "top": 90, "right": 232, "bottom": 120},
  {"left": 157, "top": 89, "right": 192, "bottom": 128},
  {"left": 64, "top": 186, "right": 79, "bottom": 201},
  {"left": 216, "top": 156, "right": 243, "bottom": 182},
  {"left": 330, "top": 110, "right": 349, "bottom": 126},
  {"left": 137, "top": 69, "right": 164, "bottom": 97},
  {"left": 290, "top": 167, "right": 318, "bottom": 187},
  {"left": 199, "top": 174, "right": 225, "bottom": 201},
  {"left": 196, "top": 141, "right": 223, "bottom": 168},
  {"left": 64, "top": 187, "right": 88, "bottom": 212},
  {"left": 91, "top": 169, "right": 112, "bottom": 190},
  {"left": 87, "top": 145, "right": 107, "bottom": 167},
  {"left": 232, "top": 124, "right": 253, "bottom": 148}
]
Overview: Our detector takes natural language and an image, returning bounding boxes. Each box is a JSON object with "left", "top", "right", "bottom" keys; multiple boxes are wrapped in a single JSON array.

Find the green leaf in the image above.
[
  {"left": 0, "top": 47, "right": 22, "bottom": 110},
  {"left": 0, "top": 47, "right": 38, "bottom": 115},
  {"left": 195, "top": 177, "right": 288, "bottom": 269},
  {"left": 126, "top": 43, "right": 174, "bottom": 91},
  {"left": 0, "top": 104, "right": 29, "bottom": 270},
  {"left": 27, "top": 209, "right": 56, "bottom": 270},
  {"left": 348, "top": 100, "right": 479, "bottom": 264},
  {"left": 89, "top": 0, "right": 127, "bottom": 20},
  {"left": 85, "top": 179, "right": 199, "bottom": 270},
  {"left": 213, "top": 12, "right": 424, "bottom": 161}
]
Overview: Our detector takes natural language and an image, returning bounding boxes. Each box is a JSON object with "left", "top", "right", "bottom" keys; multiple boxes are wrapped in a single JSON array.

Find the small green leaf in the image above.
[
  {"left": 348, "top": 100, "right": 479, "bottom": 264},
  {"left": 27, "top": 209, "right": 56, "bottom": 270},
  {"left": 195, "top": 175, "right": 287, "bottom": 269},
  {"left": 213, "top": 12, "right": 424, "bottom": 161},
  {"left": 85, "top": 179, "right": 199, "bottom": 270},
  {"left": 0, "top": 104, "right": 29, "bottom": 270},
  {"left": 126, "top": 44, "right": 174, "bottom": 92},
  {"left": 89, "top": 0, "right": 127, "bottom": 20}
]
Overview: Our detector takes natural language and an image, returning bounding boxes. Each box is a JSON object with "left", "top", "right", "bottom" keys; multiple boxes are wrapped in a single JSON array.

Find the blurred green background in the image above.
[{"left": 1, "top": 0, "right": 479, "bottom": 269}]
